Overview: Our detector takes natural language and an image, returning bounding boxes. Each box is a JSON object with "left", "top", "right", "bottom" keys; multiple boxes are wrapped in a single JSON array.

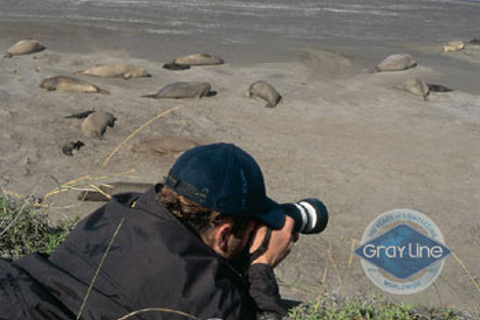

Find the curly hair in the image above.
[{"left": 158, "top": 186, "right": 248, "bottom": 237}]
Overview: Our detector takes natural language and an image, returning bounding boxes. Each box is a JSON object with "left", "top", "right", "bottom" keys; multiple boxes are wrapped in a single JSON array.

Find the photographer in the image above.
[{"left": 0, "top": 143, "right": 321, "bottom": 319}]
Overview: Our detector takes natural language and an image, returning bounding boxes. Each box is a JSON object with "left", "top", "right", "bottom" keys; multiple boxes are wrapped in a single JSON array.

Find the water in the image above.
[
  {"left": 1, "top": 0, "right": 479, "bottom": 45},
  {"left": 1, "top": 0, "right": 479, "bottom": 92}
]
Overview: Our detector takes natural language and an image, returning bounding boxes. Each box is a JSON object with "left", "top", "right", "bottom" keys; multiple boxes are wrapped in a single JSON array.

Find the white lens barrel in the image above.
[
  {"left": 287, "top": 198, "right": 328, "bottom": 234},
  {"left": 294, "top": 203, "right": 308, "bottom": 233},
  {"left": 302, "top": 201, "right": 317, "bottom": 232}
]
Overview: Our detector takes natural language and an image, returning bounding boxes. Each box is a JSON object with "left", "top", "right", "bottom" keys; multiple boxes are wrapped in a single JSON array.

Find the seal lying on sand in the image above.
[
  {"left": 75, "top": 64, "right": 151, "bottom": 79},
  {"left": 64, "top": 110, "right": 96, "bottom": 119},
  {"left": 162, "top": 62, "right": 191, "bottom": 71},
  {"left": 132, "top": 136, "right": 201, "bottom": 155},
  {"left": 443, "top": 41, "right": 465, "bottom": 52},
  {"left": 142, "top": 82, "right": 212, "bottom": 99},
  {"left": 62, "top": 140, "right": 85, "bottom": 156},
  {"left": 374, "top": 54, "right": 417, "bottom": 72},
  {"left": 4, "top": 39, "right": 45, "bottom": 58},
  {"left": 40, "top": 76, "right": 110, "bottom": 94},
  {"left": 399, "top": 79, "right": 452, "bottom": 100},
  {"left": 427, "top": 84, "right": 453, "bottom": 92},
  {"left": 248, "top": 81, "right": 282, "bottom": 108},
  {"left": 81, "top": 111, "right": 116, "bottom": 138},
  {"left": 172, "top": 53, "right": 224, "bottom": 66},
  {"left": 78, "top": 182, "right": 154, "bottom": 201},
  {"left": 404, "top": 78, "right": 429, "bottom": 101}
]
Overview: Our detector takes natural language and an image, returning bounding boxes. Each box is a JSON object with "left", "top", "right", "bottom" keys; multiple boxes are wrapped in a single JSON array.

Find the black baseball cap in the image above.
[{"left": 164, "top": 143, "right": 285, "bottom": 229}]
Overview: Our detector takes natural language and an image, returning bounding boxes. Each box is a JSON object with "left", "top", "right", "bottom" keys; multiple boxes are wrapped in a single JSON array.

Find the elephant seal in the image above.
[
  {"left": 427, "top": 84, "right": 453, "bottom": 92},
  {"left": 81, "top": 111, "right": 116, "bottom": 138},
  {"left": 76, "top": 64, "right": 151, "bottom": 79},
  {"left": 404, "top": 78, "right": 429, "bottom": 101},
  {"left": 162, "top": 62, "right": 191, "bottom": 71},
  {"left": 40, "top": 76, "right": 110, "bottom": 94},
  {"left": 132, "top": 136, "right": 201, "bottom": 155},
  {"left": 173, "top": 53, "right": 224, "bottom": 66},
  {"left": 142, "top": 82, "right": 212, "bottom": 99},
  {"left": 78, "top": 182, "right": 154, "bottom": 201},
  {"left": 62, "top": 140, "right": 85, "bottom": 156},
  {"left": 443, "top": 41, "right": 465, "bottom": 52},
  {"left": 374, "top": 54, "right": 417, "bottom": 72},
  {"left": 64, "top": 110, "right": 96, "bottom": 119},
  {"left": 248, "top": 81, "right": 282, "bottom": 108},
  {"left": 4, "top": 39, "right": 45, "bottom": 58}
]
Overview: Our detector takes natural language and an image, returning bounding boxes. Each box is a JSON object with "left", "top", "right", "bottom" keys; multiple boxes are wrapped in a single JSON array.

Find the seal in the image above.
[
  {"left": 172, "top": 53, "right": 224, "bottom": 66},
  {"left": 142, "top": 82, "right": 212, "bottom": 99},
  {"left": 132, "top": 136, "right": 201, "bottom": 155},
  {"left": 427, "top": 84, "right": 453, "bottom": 92},
  {"left": 248, "top": 81, "right": 282, "bottom": 108},
  {"left": 40, "top": 76, "right": 110, "bottom": 94},
  {"left": 374, "top": 54, "right": 417, "bottom": 72},
  {"left": 404, "top": 78, "right": 429, "bottom": 101},
  {"left": 469, "top": 39, "right": 480, "bottom": 45},
  {"left": 162, "top": 62, "right": 191, "bottom": 71},
  {"left": 62, "top": 140, "right": 85, "bottom": 156},
  {"left": 443, "top": 41, "right": 465, "bottom": 52},
  {"left": 4, "top": 39, "right": 45, "bottom": 58},
  {"left": 64, "top": 110, "right": 96, "bottom": 119},
  {"left": 75, "top": 64, "right": 151, "bottom": 79},
  {"left": 81, "top": 111, "right": 116, "bottom": 139},
  {"left": 78, "top": 182, "right": 154, "bottom": 201}
]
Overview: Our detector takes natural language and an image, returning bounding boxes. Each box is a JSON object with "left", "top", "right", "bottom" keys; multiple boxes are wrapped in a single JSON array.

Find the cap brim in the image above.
[{"left": 255, "top": 198, "right": 286, "bottom": 230}]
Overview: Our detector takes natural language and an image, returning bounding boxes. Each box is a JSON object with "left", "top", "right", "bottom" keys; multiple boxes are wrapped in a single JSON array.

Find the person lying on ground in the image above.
[{"left": 0, "top": 143, "right": 299, "bottom": 320}]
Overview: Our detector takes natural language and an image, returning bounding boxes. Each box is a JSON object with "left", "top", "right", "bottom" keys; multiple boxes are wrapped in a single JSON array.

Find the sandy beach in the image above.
[{"left": 1, "top": 20, "right": 480, "bottom": 313}]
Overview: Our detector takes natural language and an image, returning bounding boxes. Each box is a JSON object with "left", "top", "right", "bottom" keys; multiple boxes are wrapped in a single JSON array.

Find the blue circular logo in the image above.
[{"left": 355, "top": 209, "right": 450, "bottom": 294}]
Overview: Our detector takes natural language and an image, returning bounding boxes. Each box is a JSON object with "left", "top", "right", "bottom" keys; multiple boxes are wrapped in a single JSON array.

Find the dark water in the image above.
[
  {"left": 1, "top": 0, "right": 479, "bottom": 92},
  {"left": 1, "top": 0, "right": 479, "bottom": 45}
]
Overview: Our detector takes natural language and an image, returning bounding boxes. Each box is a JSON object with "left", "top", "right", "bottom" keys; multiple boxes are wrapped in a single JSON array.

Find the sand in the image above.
[{"left": 1, "top": 23, "right": 479, "bottom": 312}]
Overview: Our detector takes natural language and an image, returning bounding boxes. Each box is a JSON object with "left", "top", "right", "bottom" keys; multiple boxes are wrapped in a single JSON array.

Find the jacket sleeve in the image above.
[{"left": 248, "top": 263, "right": 287, "bottom": 319}]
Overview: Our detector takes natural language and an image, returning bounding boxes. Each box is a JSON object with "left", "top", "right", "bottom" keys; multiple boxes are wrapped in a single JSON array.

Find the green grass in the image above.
[
  {"left": 0, "top": 194, "right": 77, "bottom": 260},
  {"left": 288, "top": 294, "right": 473, "bottom": 320}
]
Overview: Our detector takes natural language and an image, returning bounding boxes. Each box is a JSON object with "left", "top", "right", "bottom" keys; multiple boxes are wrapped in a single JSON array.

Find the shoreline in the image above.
[
  {"left": 2, "top": 20, "right": 479, "bottom": 94},
  {"left": 0, "top": 20, "right": 303, "bottom": 64}
]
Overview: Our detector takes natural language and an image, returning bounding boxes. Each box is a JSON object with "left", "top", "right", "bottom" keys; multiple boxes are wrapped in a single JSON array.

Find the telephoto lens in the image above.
[{"left": 281, "top": 199, "right": 328, "bottom": 234}]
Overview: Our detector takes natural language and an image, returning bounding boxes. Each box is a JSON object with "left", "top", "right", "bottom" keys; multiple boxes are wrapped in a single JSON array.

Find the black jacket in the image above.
[{"left": 0, "top": 185, "right": 286, "bottom": 320}]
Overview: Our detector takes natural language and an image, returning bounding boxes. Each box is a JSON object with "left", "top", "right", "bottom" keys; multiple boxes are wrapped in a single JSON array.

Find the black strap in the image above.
[
  {"left": 165, "top": 174, "right": 208, "bottom": 203},
  {"left": 250, "top": 228, "right": 272, "bottom": 263}
]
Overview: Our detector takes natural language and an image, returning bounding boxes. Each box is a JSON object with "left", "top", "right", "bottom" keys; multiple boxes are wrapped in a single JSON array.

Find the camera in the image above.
[{"left": 281, "top": 199, "right": 328, "bottom": 234}]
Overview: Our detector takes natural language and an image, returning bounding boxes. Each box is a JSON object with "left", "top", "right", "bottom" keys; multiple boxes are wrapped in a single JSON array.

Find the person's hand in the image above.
[{"left": 249, "top": 216, "right": 299, "bottom": 268}]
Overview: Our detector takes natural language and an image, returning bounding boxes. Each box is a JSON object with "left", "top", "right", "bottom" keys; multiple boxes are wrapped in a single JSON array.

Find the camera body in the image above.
[{"left": 281, "top": 198, "right": 328, "bottom": 234}]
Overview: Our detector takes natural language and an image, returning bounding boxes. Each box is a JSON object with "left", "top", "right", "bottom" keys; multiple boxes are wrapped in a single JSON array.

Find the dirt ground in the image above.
[{"left": 1, "top": 27, "right": 479, "bottom": 312}]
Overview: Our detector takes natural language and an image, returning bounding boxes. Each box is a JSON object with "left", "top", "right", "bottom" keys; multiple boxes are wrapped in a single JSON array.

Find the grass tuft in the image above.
[
  {"left": 288, "top": 294, "right": 476, "bottom": 320},
  {"left": 0, "top": 194, "right": 77, "bottom": 260}
]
